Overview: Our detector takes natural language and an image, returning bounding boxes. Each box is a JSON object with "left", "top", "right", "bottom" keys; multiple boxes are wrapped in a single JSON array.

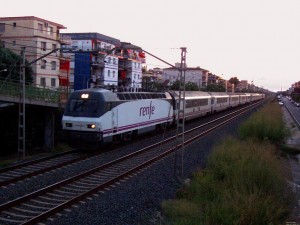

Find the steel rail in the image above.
[{"left": 0, "top": 100, "right": 264, "bottom": 225}]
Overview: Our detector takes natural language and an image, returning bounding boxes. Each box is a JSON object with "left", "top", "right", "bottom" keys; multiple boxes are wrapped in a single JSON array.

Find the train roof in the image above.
[
  {"left": 170, "top": 91, "right": 212, "bottom": 98},
  {"left": 71, "top": 87, "right": 170, "bottom": 101},
  {"left": 208, "top": 92, "right": 230, "bottom": 97},
  {"left": 71, "top": 87, "right": 119, "bottom": 101}
]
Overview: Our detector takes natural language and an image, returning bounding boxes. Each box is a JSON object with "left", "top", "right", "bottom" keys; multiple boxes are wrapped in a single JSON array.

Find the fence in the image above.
[{"left": 0, "top": 77, "right": 69, "bottom": 106}]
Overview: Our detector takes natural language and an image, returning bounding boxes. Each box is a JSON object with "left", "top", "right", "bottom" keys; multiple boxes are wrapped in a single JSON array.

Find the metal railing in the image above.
[{"left": 0, "top": 77, "right": 69, "bottom": 106}]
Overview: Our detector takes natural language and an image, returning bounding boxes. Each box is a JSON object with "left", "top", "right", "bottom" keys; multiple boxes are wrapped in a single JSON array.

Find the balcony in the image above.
[
  {"left": 58, "top": 34, "right": 72, "bottom": 45},
  {"left": 91, "top": 60, "right": 105, "bottom": 68}
]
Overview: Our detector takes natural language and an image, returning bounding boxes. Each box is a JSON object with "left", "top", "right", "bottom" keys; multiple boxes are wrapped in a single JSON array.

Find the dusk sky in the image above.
[{"left": 3, "top": 0, "right": 300, "bottom": 91}]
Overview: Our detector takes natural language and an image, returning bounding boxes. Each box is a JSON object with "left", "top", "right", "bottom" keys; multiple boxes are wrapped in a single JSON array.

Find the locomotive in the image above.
[{"left": 62, "top": 86, "right": 264, "bottom": 147}]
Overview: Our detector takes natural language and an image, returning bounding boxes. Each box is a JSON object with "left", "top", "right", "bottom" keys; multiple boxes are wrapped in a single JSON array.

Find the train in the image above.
[{"left": 61, "top": 86, "right": 265, "bottom": 147}]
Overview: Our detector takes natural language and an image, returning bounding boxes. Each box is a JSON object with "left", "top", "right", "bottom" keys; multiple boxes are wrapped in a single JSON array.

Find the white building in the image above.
[
  {"left": 61, "top": 33, "right": 145, "bottom": 91},
  {"left": 162, "top": 65, "right": 205, "bottom": 88}
]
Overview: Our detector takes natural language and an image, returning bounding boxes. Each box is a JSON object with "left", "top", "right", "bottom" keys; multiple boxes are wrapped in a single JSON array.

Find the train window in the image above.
[
  {"left": 135, "top": 93, "right": 142, "bottom": 99},
  {"left": 216, "top": 97, "right": 228, "bottom": 104},
  {"left": 192, "top": 100, "right": 198, "bottom": 107},
  {"left": 68, "top": 99, "right": 99, "bottom": 115},
  {"left": 186, "top": 100, "right": 193, "bottom": 108},
  {"left": 199, "top": 99, "right": 208, "bottom": 106},
  {"left": 117, "top": 93, "right": 125, "bottom": 100},
  {"left": 106, "top": 102, "right": 112, "bottom": 111},
  {"left": 123, "top": 93, "right": 132, "bottom": 100},
  {"left": 150, "top": 93, "right": 157, "bottom": 98},
  {"left": 131, "top": 94, "right": 137, "bottom": 100}
]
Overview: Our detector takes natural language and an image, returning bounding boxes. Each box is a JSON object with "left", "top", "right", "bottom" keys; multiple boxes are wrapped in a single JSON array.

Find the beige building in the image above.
[
  {"left": 0, "top": 16, "right": 67, "bottom": 88},
  {"left": 162, "top": 65, "right": 207, "bottom": 88}
]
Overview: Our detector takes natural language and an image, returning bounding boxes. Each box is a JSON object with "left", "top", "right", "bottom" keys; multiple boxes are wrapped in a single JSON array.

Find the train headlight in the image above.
[
  {"left": 87, "top": 124, "right": 96, "bottom": 129},
  {"left": 66, "top": 123, "right": 72, "bottom": 127}
]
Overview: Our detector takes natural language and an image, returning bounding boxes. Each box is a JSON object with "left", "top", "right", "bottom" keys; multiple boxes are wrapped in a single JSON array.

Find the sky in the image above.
[{"left": 2, "top": 0, "right": 300, "bottom": 91}]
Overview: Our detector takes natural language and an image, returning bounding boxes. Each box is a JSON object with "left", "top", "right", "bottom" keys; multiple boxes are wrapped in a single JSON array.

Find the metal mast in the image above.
[
  {"left": 18, "top": 47, "right": 26, "bottom": 159},
  {"left": 174, "top": 47, "right": 187, "bottom": 181}
]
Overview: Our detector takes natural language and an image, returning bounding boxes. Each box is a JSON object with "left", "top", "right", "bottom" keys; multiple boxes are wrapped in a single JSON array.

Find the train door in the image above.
[
  {"left": 112, "top": 108, "right": 118, "bottom": 133},
  {"left": 211, "top": 97, "right": 215, "bottom": 113}
]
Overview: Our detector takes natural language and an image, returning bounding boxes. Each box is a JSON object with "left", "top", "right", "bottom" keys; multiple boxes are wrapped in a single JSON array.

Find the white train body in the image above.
[
  {"left": 62, "top": 87, "right": 265, "bottom": 146},
  {"left": 62, "top": 88, "right": 174, "bottom": 144}
]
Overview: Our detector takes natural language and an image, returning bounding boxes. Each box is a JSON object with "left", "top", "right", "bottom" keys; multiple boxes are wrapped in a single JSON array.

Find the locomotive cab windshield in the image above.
[{"left": 64, "top": 91, "right": 107, "bottom": 118}]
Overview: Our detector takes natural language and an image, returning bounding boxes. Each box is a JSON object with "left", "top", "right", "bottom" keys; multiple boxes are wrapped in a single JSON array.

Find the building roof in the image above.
[
  {"left": 62, "top": 32, "right": 121, "bottom": 46},
  {"left": 163, "top": 66, "right": 209, "bottom": 71},
  {"left": 0, "top": 16, "right": 67, "bottom": 29}
]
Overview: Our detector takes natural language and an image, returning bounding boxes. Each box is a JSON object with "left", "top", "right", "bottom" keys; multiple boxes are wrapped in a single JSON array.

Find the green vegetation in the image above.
[
  {"left": 170, "top": 80, "right": 201, "bottom": 91},
  {"left": 162, "top": 102, "right": 293, "bottom": 225},
  {"left": 239, "top": 103, "right": 287, "bottom": 143},
  {"left": 0, "top": 46, "right": 33, "bottom": 82}
]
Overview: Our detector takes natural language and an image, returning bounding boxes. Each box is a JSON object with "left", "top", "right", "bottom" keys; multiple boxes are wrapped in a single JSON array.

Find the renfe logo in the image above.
[{"left": 140, "top": 101, "right": 155, "bottom": 119}]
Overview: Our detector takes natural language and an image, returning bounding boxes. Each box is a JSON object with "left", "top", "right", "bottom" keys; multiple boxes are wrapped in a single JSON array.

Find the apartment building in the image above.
[
  {"left": 61, "top": 33, "right": 145, "bottom": 91},
  {"left": 0, "top": 16, "right": 67, "bottom": 88},
  {"left": 162, "top": 65, "right": 205, "bottom": 88}
]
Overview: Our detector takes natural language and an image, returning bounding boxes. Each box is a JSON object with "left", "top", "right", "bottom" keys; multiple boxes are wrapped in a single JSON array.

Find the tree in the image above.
[
  {"left": 170, "top": 80, "right": 200, "bottom": 91},
  {"left": 0, "top": 47, "right": 33, "bottom": 82},
  {"left": 228, "top": 77, "right": 239, "bottom": 88},
  {"left": 201, "top": 83, "right": 226, "bottom": 92},
  {"left": 185, "top": 82, "right": 200, "bottom": 91}
]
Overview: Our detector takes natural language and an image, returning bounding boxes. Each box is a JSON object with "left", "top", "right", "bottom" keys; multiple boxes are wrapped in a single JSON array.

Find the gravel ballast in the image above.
[{"left": 43, "top": 107, "right": 258, "bottom": 225}]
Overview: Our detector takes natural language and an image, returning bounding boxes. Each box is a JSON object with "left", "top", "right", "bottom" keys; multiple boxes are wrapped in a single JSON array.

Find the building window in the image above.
[
  {"left": 52, "top": 44, "right": 56, "bottom": 50},
  {"left": 41, "top": 60, "right": 46, "bottom": 69},
  {"left": 112, "top": 71, "right": 115, "bottom": 78},
  {"left": 12, "top": 41, "right": 16, "bottom": 46},
  {"left": 13, "top": 22, "right": 16, "bottom": 28},
  {"left": 0, "top": 23, "right": 5, "bottom": 32},
  {"left": 108, "top": 57, "right": 111, "bottom": 64},
  {"left": 40, "top": 77, "right": 46, "bottom": 86},
  {"left": 113, "top": 58, "right": 116, "bottom": 65},
  {"left": 108, "top": 70, "right": 110, "bottom": 77},
  {"left": 51, "top": 61, "right": 56, "bottom": 70},
  {"left": 48, "top": 27, "right": 53, "bottom": 35},
  {"left": 41, "top": 42, "right": 46, "bottom": 51},
  {"left": 51, "top": 78, "right": 56, "bottom": 87},
  {"left": 38, "top": 23, "right": 43, "bottom": 32}
]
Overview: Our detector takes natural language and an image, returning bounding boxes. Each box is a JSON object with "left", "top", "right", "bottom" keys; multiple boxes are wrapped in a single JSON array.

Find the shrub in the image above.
[
  {"left": 162, "top": 138, "right": 293, "bottom": 225},
  {"left": 239, "top": 103, "right": 286, "bottom": 143}
]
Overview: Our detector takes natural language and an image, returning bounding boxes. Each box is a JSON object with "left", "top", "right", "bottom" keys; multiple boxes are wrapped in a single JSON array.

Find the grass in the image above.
[
  {"left": 163, "top": 139, "right": 293, "bottom": 225},
  {"left": 238, "top": 102, "right": 287, "bottom": 143},
  {"left": 162, "top": 102, "right": 294, "bottom": 225}
]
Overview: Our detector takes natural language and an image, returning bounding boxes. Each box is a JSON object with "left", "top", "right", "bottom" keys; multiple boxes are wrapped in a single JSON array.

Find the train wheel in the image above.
[
  {"left": 112, "top": 134, "right": 121, "bottom": 145},
  {"left": 122, "top": 131, "right": 133, "bottom": 142},
  {"left": 157, "top": 123, "right": 168, "bottom": 132}
]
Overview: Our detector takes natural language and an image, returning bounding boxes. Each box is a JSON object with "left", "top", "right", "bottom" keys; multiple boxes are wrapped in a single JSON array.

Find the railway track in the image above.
[
  {"left": 0, "top": 100, "right": 263, "bottom": 225},
  {"left": 0, "top": 150, "right": 95, "bottom": 187}
]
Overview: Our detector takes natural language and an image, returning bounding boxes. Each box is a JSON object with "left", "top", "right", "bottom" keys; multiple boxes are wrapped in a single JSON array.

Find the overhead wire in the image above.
[{"left": 0, "top": 23, "right": 178, "bottom": 75}]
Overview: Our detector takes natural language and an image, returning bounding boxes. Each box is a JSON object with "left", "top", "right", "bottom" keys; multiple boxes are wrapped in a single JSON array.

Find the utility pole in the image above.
[
  {"left": 17, "top": 47, "right": 60, "bottom": 159},
  {"left": 174, "top": 47, "right": 187, "bottom": 181},
  {"left": 18, "top": 47, "right": 26, "bottom": 159}
]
